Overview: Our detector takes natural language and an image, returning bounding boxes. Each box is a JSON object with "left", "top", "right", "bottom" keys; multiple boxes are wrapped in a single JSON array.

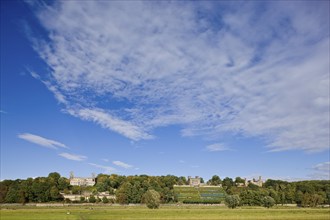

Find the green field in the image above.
[
  {"left": 174, "top": 186, "right": 225, "bottom": 203},
  {"left": 1, "top": 205, "right": 329, "bottom": 220}
]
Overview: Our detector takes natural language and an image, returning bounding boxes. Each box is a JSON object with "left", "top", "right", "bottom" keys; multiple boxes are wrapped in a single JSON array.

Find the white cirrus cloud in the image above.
[
  {"left": 27, "top": 1, "right": 329, "bottom": 152},
  {"left": 18, "top": 133, "right": 68, "bottom": 149},
  {"left": 308, "top": 162, "right": 330, "bottom": 180},
  {"left": 313, "top": 162, "right": 330, "bottom": 172},
  {"left": 88, "top": 163, "right": 116, "bottom": 173},
  {"left": 66, "top": 107, "right": 153, "bottom": 141},
  {"left": 206, "top": 143, "right": 230, "bottom": 152},
  {"left": 113, "top": 160, "right": 133, "bottom": 169},
  {"left": 59, "top": 152, "right": 87, "bottom": 161}
]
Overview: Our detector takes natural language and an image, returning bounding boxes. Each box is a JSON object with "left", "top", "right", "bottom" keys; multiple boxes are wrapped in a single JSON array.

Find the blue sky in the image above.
[{"left": 1, "top": 0, "right": 329, "bottom": 182}]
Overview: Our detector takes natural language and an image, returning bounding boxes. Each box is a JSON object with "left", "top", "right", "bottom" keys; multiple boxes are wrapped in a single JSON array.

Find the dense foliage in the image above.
[
  {"left": 225, "top": 195, "right": 240, "bottom": 208},
  {"left": 0, "top": 172, "right": 329, "bottom": 208},
  {"left": 142, "top": 189, "right": 161, "bottom": 209}
]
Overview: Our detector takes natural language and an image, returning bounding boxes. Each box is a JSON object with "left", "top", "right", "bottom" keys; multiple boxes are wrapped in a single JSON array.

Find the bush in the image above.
[
  {"left": 225, "top": 195, "right": 240, "bottom": 209},
  {"left": 89, "top": 195, "right": 96, "bottom": 203},
  {"left": 80, "top": 196, "right": 85, "bottom": 203},
  {"left": 102, "top": 196, "right": 109, "bottom": 203},
  {"left": 262, "top": 196, "right": 275, "bottom": 208},
  {"left": 142, "top": 189, "right": 161, "bottom": 209}
]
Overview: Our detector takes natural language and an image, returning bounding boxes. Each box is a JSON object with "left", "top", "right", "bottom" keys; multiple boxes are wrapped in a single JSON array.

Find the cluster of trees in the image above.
[
  {"left": 99, "top": 174, "right": 179, "bottom": 204},
  {"left": 0, "top": 173, "right": 183, "bottom": 205},
  {"left": 225, "top": 195, "right": 275, "bottom": 209},
  {"left": 0, "top": 172, "right": 69, "bottom": 204},
  {"left": 1, "top": 173, "right": 329, "bottom": 208},
  {"left": 222, "top": 177, "right": 330, "bottom": 208}
]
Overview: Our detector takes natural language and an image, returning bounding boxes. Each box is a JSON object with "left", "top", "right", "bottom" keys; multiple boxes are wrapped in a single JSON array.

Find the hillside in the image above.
[{"left": 174, "top": 186, "right": 226, "bottom": 204}]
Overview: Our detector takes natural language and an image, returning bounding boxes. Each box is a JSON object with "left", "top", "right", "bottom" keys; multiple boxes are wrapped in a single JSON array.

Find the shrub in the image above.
[
  {"left": 262, "top": 196, "right": 275, "bottom": 208},
  {"left": 142, "top": 189, "right": 161, "bottom": 209},
  {"left": 80, "top": 196, "right": 85, "bottom": 203},
  {"left": 89, "top": 195, "right": 96, "bottom": 203},
  {"left": 102, "top": 196, "right": 109, "bottom": 203},
  {"left": 225, "top": 195, "right": 240, "bottom": 209}
]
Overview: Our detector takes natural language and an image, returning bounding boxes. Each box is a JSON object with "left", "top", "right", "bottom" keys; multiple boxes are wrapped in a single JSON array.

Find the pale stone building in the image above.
[
  {"left": 188, "top": 176, "right": 201, "bottom": 186},
  {"left": 244, "top": 176, "right": 263, "bottom": 187},
  {"left": 69, "top": 172, "right": 96, "bottom": 186}
]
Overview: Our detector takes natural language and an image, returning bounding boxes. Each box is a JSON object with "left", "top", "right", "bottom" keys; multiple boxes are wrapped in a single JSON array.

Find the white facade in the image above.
[
  {"left": 70, "top": 177, "right": 95, "bottom": 186},
  {"left": 188, "top": 176, "right": 201, "bottom": 186}
]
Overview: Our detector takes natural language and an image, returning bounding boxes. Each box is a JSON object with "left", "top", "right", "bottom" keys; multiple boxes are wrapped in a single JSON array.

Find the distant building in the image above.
[
  {"left": 69, "top": 172, "right": 95, "bottom": 186},
  {"left": 188, "top": 176, "right": 201, "bottom": 186},
  {"left": 244, "top": 176, "right": 263, "bottom": 187}
]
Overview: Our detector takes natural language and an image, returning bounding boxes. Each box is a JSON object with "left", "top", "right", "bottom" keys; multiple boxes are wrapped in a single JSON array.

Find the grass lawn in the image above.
[{"left": 1, "top": 205, "right": 329, "bottom": 220}]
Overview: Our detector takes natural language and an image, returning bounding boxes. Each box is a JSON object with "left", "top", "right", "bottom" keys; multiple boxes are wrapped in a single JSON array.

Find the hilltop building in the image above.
[
  {"left": 188, "top": 176, "right": 201, "bottom": 186},
  {"left": 237, "top": 176, "right": 263, "bottom": 187},
  {"left": 69, "top": 172, "right": 96, "bottom": 186},
  {"left": 174, "top": 175, "right": 222, "bottom": 188}
]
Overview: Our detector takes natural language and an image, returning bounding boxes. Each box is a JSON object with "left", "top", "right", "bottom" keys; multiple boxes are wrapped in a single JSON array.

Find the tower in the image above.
[{"left": 70, "top": 171, "right": 74, "bottom": 179}]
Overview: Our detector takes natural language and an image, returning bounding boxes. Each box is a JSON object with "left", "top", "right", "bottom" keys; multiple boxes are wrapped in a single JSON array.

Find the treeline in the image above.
[
  {"left": 0, "top": 173, "right": 184, "bottom": 204},
  {"left": 226, "top": 178, "right": 330, "bottom": 207},
  {"left": 0, "top": 173, "right": 329, "bottom": 207},
  {"left": 0, "top": 173, "right": 69, "bottom": 203}
]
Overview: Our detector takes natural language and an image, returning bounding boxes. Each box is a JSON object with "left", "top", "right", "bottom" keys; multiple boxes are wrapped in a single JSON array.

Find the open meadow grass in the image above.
[{"left": 1, "top": 205, "right": 329, "bottom": 220}]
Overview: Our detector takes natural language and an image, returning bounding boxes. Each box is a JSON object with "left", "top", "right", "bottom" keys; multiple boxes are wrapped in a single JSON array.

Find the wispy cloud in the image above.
[
  {"left": 27, "top": 69, "right": 68, "bottom": 105},
  {"left": 27, "top": 1, "right": 329, "bottom": 152},
  {"left": 113, "top": 160, "right": 133, "bottom": 169},
  {"left": 18, "top": 133, "right": 68, "bottom": 149},
  {"left": 89, "top": 163, "right": 116, "bottom": 173},
  {"left": 59, "top": 152, "right": 87, "bottom": 161},
  {"left": 309, "top": 162, "right": 330, "bottom": 180},
  {"left": 206, "top": 143, "right": 230, "bottom": 152},
  {"left": 67, "top": 108, "right": 153, "bottom": 141},
  {"left": 313, "top": 162, "right": 330, "bottom": 172},
  {"left": 0, "top": 110, "right": 7, "bottom": 114}
]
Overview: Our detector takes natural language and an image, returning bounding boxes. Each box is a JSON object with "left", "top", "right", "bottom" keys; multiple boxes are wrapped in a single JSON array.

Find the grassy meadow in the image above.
[{"left": 1, "top": 205, "right": 329, "bottom": 220}]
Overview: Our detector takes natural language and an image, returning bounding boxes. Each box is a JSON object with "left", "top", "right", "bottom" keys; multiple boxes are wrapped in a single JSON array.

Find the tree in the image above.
[
  {"left": 208, "top": 175, "right": 222, "bottom": 186},
  {"left": 235, "top": 177, "right": 245, "bottom": 185},
  {"left": 71, "top": 186, "right": 82, "bottom": 195},
  {"left": 142, "top": 189, "right": 161, "bottom": 209},
  {"left": 239, "top": 190, "right": 264, "bottom": 206},
  {"left": 57, "top": 177, "right": 69, "bottom": 191},
  {"left": 224, "top": 195, "right": 240, "bottom": 209},
  {"left": 262, "top": 196, "right": 275, "bottom": 208},
  {"left": 88, "top": 195, "right": 96, "bottom": 203},
  {"left": 0, "top": 180, "right": 13, "bottom": 203},
  {"left": 177, "top": 176, "right": 187, "bottom": 185},
  {"left": 116, "top": 182, "right": 133, "bottom": 204},
  {"left": 222, "top": 177, "right": 234, "bottom": 188},
  {"left": 50, "top": 186, "right": 60, "bottom": 201},
  {"left": 268, "top": 189, "right": 279, "bottom": 204},
  {"left": 48, "top": 172, "right": 61, "bottom": 185},
  {"left": 5, "top": 185, "right": 19, "bottom": 203},
  {"left": 80, "top": 196, "right": 85, "bottom": 203},
  {"left": 102, "top": 196, "right": 109, "bottom": 203},
  {"left": 301, "top": 193, "right": 325, "bottom": 207}
]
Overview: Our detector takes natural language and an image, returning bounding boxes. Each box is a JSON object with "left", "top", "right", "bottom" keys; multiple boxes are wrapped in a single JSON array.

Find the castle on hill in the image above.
[
  {"left": 180, "top": 176, "right": 263, "bottom": 187},
  {"left": 69, "top": 172, "right": 96, "bottom": 186}
]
